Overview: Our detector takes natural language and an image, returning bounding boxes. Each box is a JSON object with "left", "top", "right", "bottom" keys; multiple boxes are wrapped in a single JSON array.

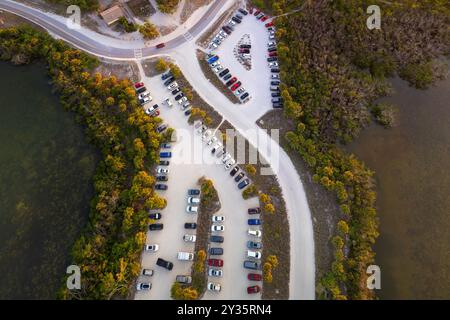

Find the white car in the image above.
[
  {"left": 194, "top": 121, "right": 203, "bottom": 129},
  {"left": 140, "top": 96, "right": 151, "bottom": 105},
  {"left": 202, "top": 129, "right": 213, "bottom": 141},
  {"left": 271, "top": 74, "right": 280, "bottom": 80},
  {"left": 211, "top": 143, "right": 223, "bottom": 154},
  {"left": 209, "top": 42, "right": 218, "bottom": 49},
  {"left": 142, "top": 268, "right": 154, "bottom": 276},
  {"left": 228, "top": 19, "right": 236, "bottom": 26},
  {"left": 157, "top": 168, "right": 169, "bottom": 174},
  {"left": 207, "top": 136, "right": 218, "bottom": 146},
  {"left": 219, "top": 30, "right": 227, "bottom": 38},
  {"left": 269, "top": 34, "right": 276, "bottom": 40},
  {"left": 235, "top": 87, "right": 245, "bottom": 96},
  {"left": 224, "top": 158, "right": 236, "bottom": 170},
  {"left": 144, "top": 244, "right": 159, "bottom": 252},
  {"left": 168, "top": 82, "right": 178, "bottom": 90},
  {"left": 164, "top": 98, "right": 173, "bottom": 107},
  {"left": 214, "top": 65, "right": 224, "bottom": 73},
  {"left": 178, "top": 96, "right": 188, "bottom": 104},
  {"left": 212, "top": 215, "right": 225, "bottom": 223},
  {"left": 247, "top": 250, "right": 262, "bottom": 260},
  {"left": 136, "top": 283, "right": 151, "bottom": 291},
  {"left": 210, "top": 61, "right": 220, "bottom": 68},
  {"left": 198, "top": 125, "right": 207, "bottom": 134},
  {"left": 216, "top": 148, "right": 225, "bottom": 158},
  {"left": 268, "top": 41, "right": 276, "bottom": 47},
  {"left": 269, "top": 61, "right": 279, "bottom": 68},
  {"left": 188, "top": 197, "right": 200, "bottom": 204},
  {"left": 208, "top": 268, "right": 223, "bottom": 277},
  {"left": 183, "top": 234, "right": 197, "bottom": 243},
  {"left": 186, "top": 206, "right": 199, "bottom": 213},
  {"left": 248, "top": 229, "right": 262, "bottom": 238},
  {"left": 211, "top": 224, "right": 224, "bottom": 232},
  {"left": 178, "top": 252, "right": 194, "bottom": 261},
  {"left": 222, "top": 153, "right": 232, "bottom": 163},
  {"left": 138, "top": 92, "right": 150, "bottom": 100},
  {"left": 207, "top": 282, "right": 221, "bottom": 292}
]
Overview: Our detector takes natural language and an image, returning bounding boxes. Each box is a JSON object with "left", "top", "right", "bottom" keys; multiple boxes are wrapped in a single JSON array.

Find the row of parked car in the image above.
[
  {"left": 206, "top": 205, "right": 226, "bottom": 293},
  {"left": 208, "top": 8, "right": 249, "bottom": 50},
  {"left": 243, "top": 205, "right": 263, "bottom": 294},
  {"left": 161, "top": 71, "right": 194, "bottom": 117},
  {"left": 206, "top": 54, "right": 251, "bottom": 103}
]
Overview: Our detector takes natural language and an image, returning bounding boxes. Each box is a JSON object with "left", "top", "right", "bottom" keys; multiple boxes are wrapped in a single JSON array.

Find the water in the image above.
[
  {"left": 347, "top": 75, "right": 450, "bottom": 299},
  {"left": 0, "top": 62, "right": 99, "bottom": 299}
]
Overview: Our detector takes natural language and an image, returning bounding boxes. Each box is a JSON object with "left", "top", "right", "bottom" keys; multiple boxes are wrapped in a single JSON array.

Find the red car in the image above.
[
  {"left": 249, "top": 7, "right": 254, "bottom": 14},
  {"left": 230, "top": 81, "right": 242, "bottom": 91},
  {"left": 156, "top": 43, "right": 165, "bottom": 49},
  {"left": 261, "top": 16, "right": 268, "bottom": 22},
  {"left": 134, "top": 82, "right": 144, "bottom": 89},
  {"left": 254, "top": 10, "right": 261, "bottom": 16},
  {"left": 151, "top": 110, "right": 160, "bottom": 117},
  {"left": 208, "top": 259, "right": 223, "bottom": 267},
  {"left": 248, "top": 273, "right": 262, "bottom": 281},
  {"left": 226, "top": 77, "right": 237, "bottom": 87},
  {"left": 247, "top": 285, "right": 261, "bottom": 294},
  {"left": 265, "top": 22, "right": 274, "bottom": 28},
  {"left": 269, "top": 51, "right": 278, "bottom": 57}
]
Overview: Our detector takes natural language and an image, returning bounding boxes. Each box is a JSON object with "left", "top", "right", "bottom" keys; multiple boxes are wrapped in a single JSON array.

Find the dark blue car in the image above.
[
  {"left": 207, "top": 55, "right": 219, "bottom": 64},
  {"left": 160, "top": 152, "right": 172, "bottom": 158},
  {"left": 248, "top": 219, "right": 261, "bottom": 226}
]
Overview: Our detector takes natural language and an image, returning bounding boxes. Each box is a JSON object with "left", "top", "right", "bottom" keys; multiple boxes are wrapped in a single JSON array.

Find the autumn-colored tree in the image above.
[
  {"left": 139, "top": 22, "right": 159, "bottom": 40},
  {"left": 155, "top": 58, "right": 168, "bottom": 73}
]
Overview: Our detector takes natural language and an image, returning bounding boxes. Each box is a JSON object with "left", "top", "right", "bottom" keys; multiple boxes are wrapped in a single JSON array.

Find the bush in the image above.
[
  {"left": 155, "top": 58, "right": 168, "bottom": 73},
  {"left": 139, "top": 22, "right": 159, "bottom": 40},
  {"left": 242, "top": 184, "right": 258, "bottom": 199},
  {"left": 156, "top": 0, "right": 180, "bottom": 14}
]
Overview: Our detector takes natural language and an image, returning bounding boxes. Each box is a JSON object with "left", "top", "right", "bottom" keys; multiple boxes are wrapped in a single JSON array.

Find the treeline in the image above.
[
  {"left": 0, "top": 26, "right": 167, "bottom": 299},
  {"left": 256, "top": 0, "right": 449, "bottom": 299},
  {"left": 156, "top": 0, "right": 181, "bottom": 14}
]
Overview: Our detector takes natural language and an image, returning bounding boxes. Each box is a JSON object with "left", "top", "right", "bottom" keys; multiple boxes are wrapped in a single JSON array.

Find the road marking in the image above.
[
  {"left": 134, "top": 48, "right": 142, "bottom": 60},
  {"left": 182, "top": 31, "right": 193, "bottom": 42}
]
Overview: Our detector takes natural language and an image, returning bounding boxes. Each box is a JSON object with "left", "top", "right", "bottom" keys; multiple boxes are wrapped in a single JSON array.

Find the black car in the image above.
[
  {"left": 225, "top": 78, "right": 237, "bottom": 87},
  {"left": 209, "top": 247, "right": 224, "bottom": 255},
  {"left": 267, "top": 57, "right": 278, "bottom": 62},
  {"left": 240, "top": 92, "right": 249, "bottom": 100},
  {"left": 223, "top": 74, "right": 232, "bottom": 81},
  {"left": 238, "top": 8, "right": 248, "bottom": 15},
  {"left": 155, "top": 184, "right": 168, "bottom": 190},
  {"left": 188, "top": 189, "right": 200, "bottom": 196},
  {"left": 161, "top": 72, "right": 173, "bottom": 80},
  {"left": 210, "top": 235, "right": 224, "bottom": 243},
  {"left": 156, "top": 258, "right": 173, "bottom": 270},
  {"left": 156, "top": 175, "right": 168, "bottom": 182},
  {"left": 159, "top": 160, "right": 170, "bottom": 166},
  {"left": 184, "top": 222, "right": 197, "bottom": 229},
  {"left": 234, "top": 172, "right": 245, "bottom": 182},
  {"left": 136, "top": 86, "right": 147, "bottom": 94},
  {"left": 219, "top": 68, "right": 230, "bottom": 77},
  {"left": 222, "top": 26, "right": 232, "bottom": 34},
  {"left": 149, "top": 223, "right": 163, "bottom": 231},
  {"left": 273, "top": 103, "right": 283, "bottom": 109},
  {"left": 271, "top": 92, "right": 281, "bottom": 97},
  {"left": 238, "top": 179, "right": 250, "bottom": 189},
  {"left": 174, "top": 93, "right": 185, "bottom": 101},
  {"left": 157, "top": 124, "right": 167, "bottom": 133},
  {"left": 230, "top": 166, "right": 239, "bottom": 176},
  {"left": 149, "top": 213, "right": 161, "bottom": 220},
  {"left": 172, "top": 88, "right": 181, "bottom": 95},
  {"left": 248, "top": 207, "right": 261, "bottom": 214},
  {"left": 271, "top": 68, "right": 280, "bottom": 73},
  {"left": 272, "top": 97, "right": 283, "bottom": 103},
  {"left": 240, "top": 44, "right": 251, "bottom": 49},
  {"left": 271, "top": 80, "right": 280, "bottom": 86},
  {"left": 152, "top": 103, "right": 160, "bottom": 110},
  {"left": 184, "top": 109, "right": 192, "bottom": 116},
  {"left": 268, "top": 47, "right": 277, "bottom": 52},
  {"left": 163, "top": 77, "right": 175, "bottom": 86},
  {"left": 232, "top": 16, "right": 241, "bottom": 23}
]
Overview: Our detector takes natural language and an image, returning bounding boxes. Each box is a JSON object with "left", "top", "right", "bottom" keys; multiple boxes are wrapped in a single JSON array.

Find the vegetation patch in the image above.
[
  {"left": 139, "top": 22, "right": 159, "bottom": 40},
  {"left": 156, "top": 0, "right": 180, "bottom": 14},
  {"left": 127, "top": 0, "right": 156, "bottom": 18}
]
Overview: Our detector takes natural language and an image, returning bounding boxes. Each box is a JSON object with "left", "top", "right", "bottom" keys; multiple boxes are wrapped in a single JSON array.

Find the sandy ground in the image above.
[{"left": 134, "top": 64, "right": 261, "bottom": 300}]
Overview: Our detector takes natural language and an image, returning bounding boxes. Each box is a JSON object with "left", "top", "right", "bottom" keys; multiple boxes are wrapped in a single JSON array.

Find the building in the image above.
[{"left": 100, "top": 5, "right": 125, "bottom": 25}]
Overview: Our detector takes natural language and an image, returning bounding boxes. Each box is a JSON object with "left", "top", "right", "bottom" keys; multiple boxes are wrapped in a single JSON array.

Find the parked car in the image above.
[
  {"left": 240, "top": 92, "right": 250, "bottom": 101},
  {"left": 271, "top": 68, "right": 280, "bottom": 73},
  {"left": 136, "top": 86, "right": 147, "bottom": 94},
  {"left": 247, "top": 241, "right": 262, "bottom": 249},
  {"left": 211, "top": 225, "right": 224, "bottom": 232},
  {"left": 172, "top": 88, "right": 181, "bottom": 95},
  {"left": 149, "top": 223, "right": 163, "bottom": 231},
  {"left": 186, "top": 206, "right": 198, "bottom": 213},
  {"left": 222, "top": 26, "right": 231, "bottom": 34},
  {"left": 178, "top": 96, "right": 188, "bottom": 104},
  {"left": 239, "top": 48, "right": 250, "bottom": 54},
  {"left": 214, "top": 65, "right": 224, "bottom": 73},
  {"left": 176, "top": 275, "right": 192, "bottom": 284},
  {"left": 167, "top": 82, "right": 178, "bottom": 90},
  {"left": 230, "top": 166, "right": 239, "bottom": 176},
  {"left": 225, "top": 158, "right": 236, "bottom": 170},
  {"left": 269, "top": 51, "right": 278, "bottom": 57},
  {"left": 267, "top": 57, "right": 278, "bottom": 62},
  {"left": 273, "top": 103, "right": 283, "bottom": 109},
  {"left": 243, "top": 260, "right": 261, "bottom": 270},
  {"left": 223, "top": 73, "right": 232, "bottom": 81},
  {"left": 240, "top": 44, "right": 251, "bottom": 49},
  {"left": 174, "top": 93, "right": 185, "bottom": 101},
  {"left": 268, "top": 46, "right": 277, "bottom": 52},
  {"left": 156, "top": 167, "right": 169, "bottom": 174},
  {"left": 248, "top": 207, "right": 261, "bottom": 214},
  {"left": 156, "top": 258, "right": 173, "bottom": 270},
  {"left": 142, "top": 268, "right": 154, "bottom": 277},
  {"left": 265, "top": 21, "right": 274, "bottom": 28},
  {"left": 208, "top": 268, "right": 223, "bottom": 277},
  {"left": 136, "top": 283, "right": 151, "bottom": 291},
  {"left": 155, "top": 184, "right": 168, "bottom": 190},
  {"left": 234, "top": 172, "right": 245, "bottom": 182},
  {"left": 144, "top": 244, "right": 159, "bottom": 252},
  {"left": 160, "top": 152, "right": 172, "bottom": 158},
  {"left": 164, "top": 77, "right": 175, "bottom": 86},
  {"left": 184, "top": 222, "right": 197, "bottom": 229},
  {"left": 156, "top": 175, "right": 168, "bottom": 182},
  {"left": 235, "top": 87, "right": 246, "bottom": 96},
  {"left": 226, "top": 77, "right": 238, "bottom": 87},
  {"left": 208, "top": 259, "right": 223, "bottom": 267},
  {"left": 156, "top": 43, "right": 165, "bottom": 49},
  {"left": 272, "top": 92, "right": 281, "bottom": 97},
  {"left": 184, "top": 108, "right": 192, "bottom": 116},
  {"left": 211, "top": 143, "right": 223, "bottom": 154},
  {"left": 149, "top": 213, "right": 161, "bottom": 220},
  {"left": 188, "top": 189, "right": 200, "bottom": 196},
  {"left": 219, "top": 68, "right": 230, "bottom": 77},
  {"left": 164, "top": 98, "right": 173, "bottom": 107},
  {"left": 209, "top": 247, "right": 224, "bottom": 255},
  {"left": 247, "top": 250, "right": 262, "bottom": 259},
  {"left": 232, "top": 16, "right": 241, "bottom": 23},
  {"left": 207, "top": 282, "right": 221, "bottom": 292},
  {"left": 248, "top": 229, "right": 262, "bottom": 238},
  {"left": 183, "top": 234, "right": 196, "bottom": 243},
  {"left": 248, "top": 219, "right": 261, "bottom": 225},
  {"left": 238, "top": 179, "right": 250, "bottom": 189},
  {"left": 139, "top": 96, "right": 151, "bottom": 105},
  {"left": 269, "top": 61, "right": 279, "bottom": 68},
  {"left": 248, "top": 273, "right": 262, "bottom": 281},
  {"left": 207, "top": 55, "right": 219, "bottom": 64},
  {"left": 157, "top": 124, "right": 168, "bottom": 133},
  {"left": 254, "top": 10, "right": 261, "bottom": 16},
  {"left": 210, "top": 61, "right": 220, "bottom": 68},
  {"left": 230, "top": 81, "right": 242, "bottom": 91},
  {"left": 161, "top": 72, "right": 173, "bottom": 80},
  {"left": 177, "top": 252, "right": 194, "bottom": 261},
  {"left": 210, "top": 235, "right": 224, "bottom": 243},
  {"left": 188, "top": 197, "right": 200, "bottom": 204},
  {"left": 247, "top": 285, "right": 261, "bottom": 294},
  {"left": 212, "top": 215, "right": 225, "bottom": 223},
  {"left": 269, "top": 34, "right": 276, "bottom": 40},
  {"left": 134, "top": 82, "right": 144, "bottom": 89}
]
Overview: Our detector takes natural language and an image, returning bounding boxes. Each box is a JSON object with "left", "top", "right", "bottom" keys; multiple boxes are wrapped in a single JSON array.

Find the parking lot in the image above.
[{"left": 134, "top": 70, "right": 261, "bottom": 300}]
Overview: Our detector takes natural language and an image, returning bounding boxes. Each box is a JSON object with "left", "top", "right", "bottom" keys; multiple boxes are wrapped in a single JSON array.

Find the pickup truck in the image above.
[{"left": 177, "top": 252, "right": 194, "bottom": 261}]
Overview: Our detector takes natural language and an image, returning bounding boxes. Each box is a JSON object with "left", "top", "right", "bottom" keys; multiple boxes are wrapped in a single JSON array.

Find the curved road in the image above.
[{"left": 0, "top": 0, "right": 316, "bottom": 299}]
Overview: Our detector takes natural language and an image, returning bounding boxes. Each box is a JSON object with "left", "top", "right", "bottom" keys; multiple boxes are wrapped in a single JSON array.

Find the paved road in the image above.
[{"left": 0, "top": 0, "right": 316, "bottom": 299}]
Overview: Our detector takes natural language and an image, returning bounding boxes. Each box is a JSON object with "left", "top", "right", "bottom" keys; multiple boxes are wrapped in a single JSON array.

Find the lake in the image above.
[{"left": 0, "top": 62, "right": 99, "bottom": 299}]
